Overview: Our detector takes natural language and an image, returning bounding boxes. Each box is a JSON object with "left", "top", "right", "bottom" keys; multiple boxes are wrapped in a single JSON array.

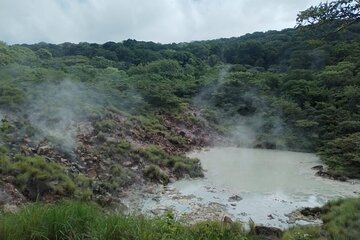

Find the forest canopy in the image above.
[
  {"left": 0, "top": 1, "right": 360, "bottom": 188},
  {"left": 297, "top": 0, "right": 360, "bottom": 28}
]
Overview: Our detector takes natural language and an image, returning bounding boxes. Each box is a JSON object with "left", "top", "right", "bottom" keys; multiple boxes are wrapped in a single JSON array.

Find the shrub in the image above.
[
  {"left": 0, "top": 146, "right": 10, "bottom": 173},
  {"left": 137, "top": 145, "right": 203, "bottom": 178},
  {"left": 143, "top": 164, "right": 169, "bottom": 184},
  {"left": 319, "top": 133, "right": 360, "bottom": 178},
  {"left": 0, "top": 85, "right": 25, "bottom": 109},
  {"left": 1, "top": 154, "right": 79, "bottom": 200}
]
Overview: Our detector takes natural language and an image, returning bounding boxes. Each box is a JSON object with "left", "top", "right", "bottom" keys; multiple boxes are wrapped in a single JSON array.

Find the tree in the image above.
[
  {"left": 297, "top": 0, "right": 360, "bottom": 28},
  {"left": 319, "top": 132, "right": 360, "bottom": 177}
]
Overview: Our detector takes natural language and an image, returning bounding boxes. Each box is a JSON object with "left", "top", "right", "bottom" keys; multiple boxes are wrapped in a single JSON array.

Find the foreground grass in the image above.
[
  {"left": 0, "top": 201, "right": 262, "bottom": 240},
  {"left": 283, "top": 198, "right": 360, "bottom": 240}
]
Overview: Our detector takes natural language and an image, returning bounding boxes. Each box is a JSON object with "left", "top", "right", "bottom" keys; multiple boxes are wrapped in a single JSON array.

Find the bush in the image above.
[
  {"left": 143, "top": 164, "right": 169, "bottom": 184},
  {"left": 0, "top": 146, "right": 10, "bottom": 173},
  {"left": 0, "top": 85, "right": 25, "bottom": 109},
  {"left": 0, "top": 154, "right": 80, "bottom": 199},
  {"left": 12, "top": 155, "right": 76, "bottom": 197},
  {"left": 319, "top": 133, "right": 360, "bottom": 178},
  {"left": 137, "top": 145, "right": 203, "bottom": 178}
]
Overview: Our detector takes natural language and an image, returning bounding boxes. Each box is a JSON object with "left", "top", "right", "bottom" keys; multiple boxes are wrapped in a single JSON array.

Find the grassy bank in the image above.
[
  {"left": 283, "top": 198, "right": 360, "bottom": 240},
  {"left": 0, "top": 201, "right": 262, "bottom": 240}
]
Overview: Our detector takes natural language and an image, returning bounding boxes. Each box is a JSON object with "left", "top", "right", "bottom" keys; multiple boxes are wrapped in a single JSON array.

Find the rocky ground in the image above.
[
  {"left": 0, "top": 108, "right": 223, "bottom": 210},
  {"left": 1, "top": 107, "right": 357, "bottom": 240},
  {"left": 121, "top": 183, "right": 234, "bottom": 224}
]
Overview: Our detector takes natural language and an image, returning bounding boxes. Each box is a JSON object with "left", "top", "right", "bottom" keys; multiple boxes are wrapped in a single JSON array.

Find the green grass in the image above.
[
  {"left": 0, "top": 201, "right": 261, "bottom": 240},
  {"left": 0, "top": 148, "right": 92, "bottom": 200},
  {"left": 282, "top": 198, "right": 360, "bottom": 240},
  {"left": 136, "top": 144, "right": 204, "bottom": 179},
  {"left": 282, "top": 226, "right": 325, "bottom": 240},
  {"left": 143, "top": 164, "right": 169, "bottom": 184},
  {"left": 99, "top": 141, "right": 203, "bottom": 184},
  {"left": 10, "top": 155, "right": 76, "bottom": 195},
  {"left": 322, "top": 198, "right": 360, "bottom": 239},
  {"left": 0, "top": 201, "right": 96, "bottom": 240}
]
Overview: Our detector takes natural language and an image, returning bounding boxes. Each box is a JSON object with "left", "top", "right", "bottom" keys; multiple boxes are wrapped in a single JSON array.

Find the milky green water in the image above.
[
  {"left": 186, "top": 147, "right": 358, "bottom": 196},
  {"left": 125, "top": 147, "right": 359, "bottom": 228}
]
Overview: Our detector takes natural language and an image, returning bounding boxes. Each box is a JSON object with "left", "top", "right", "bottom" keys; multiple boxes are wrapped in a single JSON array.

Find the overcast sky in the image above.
[{"left": 0, "top": 0, "right": 324, "bottom": 44}]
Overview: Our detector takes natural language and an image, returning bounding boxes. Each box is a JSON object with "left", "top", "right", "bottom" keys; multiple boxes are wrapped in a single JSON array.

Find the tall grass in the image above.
[
  {"left": 322, "top": 198, "right": 360, "bottom": 239},
  {"left": 282, "top": 198, "right": 360, "bottom": 240},
  {"left": 0, "top": 201, "right": 261, "bottom": 240},
  {"left": 0, "top": 201, "right": 96, "bottom": 240}
]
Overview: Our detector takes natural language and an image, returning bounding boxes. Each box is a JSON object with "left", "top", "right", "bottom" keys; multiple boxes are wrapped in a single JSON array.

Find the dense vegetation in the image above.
[
  {"left": 1, "top": 198, "right": 359, "bottom": 240},
  {"left": 1, "top": 18, "right": 360, "bottom": 179},
  {"left": 283, "top": 198, "right": 360, "bottom": 240},
  {"left": 0, "top": 0, "right": 360, "bottom": 239},
  {"left": 0, "top": 201, "right": 263, "bottom": 240}
]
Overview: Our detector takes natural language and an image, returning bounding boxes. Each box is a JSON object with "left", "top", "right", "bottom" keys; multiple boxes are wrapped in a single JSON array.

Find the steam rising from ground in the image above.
[
  {"left": 27, "top": 80, "right": 98, "bottom": 153},
  {"left": 193, "top": 66, "right": 230, "bottom": 107},
  {"left": 230, "top": 109, "right": 286, "bottom": 148},
  {"left": 195, "top": 66, "right": 287, "bottom": 149}
]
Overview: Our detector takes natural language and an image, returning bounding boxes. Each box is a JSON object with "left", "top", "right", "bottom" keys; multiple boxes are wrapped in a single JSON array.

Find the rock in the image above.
[
  {"left": 87, "top": 168, "right": 98, "bottom": 178},
  {"left": 131, "top": 166, "right": 139, "bottom": 171},
  {"left": 179, "top": 131, "right": 186, "bottom": 137},
  {"left": 168, "top": 177, "right": 176, "bottom": 183},
  {"left": 105, "top": 137, "right": 118, "bottom": 143},
  {"left": 300, "top": 207, "right": 324, "bottom": 218},
  {"left": 2, "top": 204, "right": 19, "bottom": 214},
  {"left": 268, "top": 214, "right": 274, "bottom": 220},
  {"left": 0, "top": 183, "right": 26, "bottom": 206},
  {"left": 255, "top": 226, "right": 282, "bottom": 240},
  {"left": 122, "top": 161, "right": 132, "bottom": 167},
  {"left": 37, "top": 145, "right": 52, "bottom": 155},
  {"left": 336, "top": 176, "right": 348, "bottom": 182},
  {"left": 286, "top": 207, "right": 323, "bottom": 223},
  {"left": 20, "top": 146, "right": 32, "bottom": 156},
  {"left": 152, "top": 196, "right": 160, "bottom": 202},
  {"left": 228, "top": 194, "right": 242, "bottom": 202},
  {"left": 223, "top": 216, "right": 233, "bottom": 224},
  {"left": 97, "top": 193, "right": 113, "bottom": 206},
  {"left": 144, "top": 186, "right": 156, "bottom": 194},
  {"left": 311, "top": 165, "right": 323, "bottom": 171},
  {"left": 315, "top": 170, "right": 331, "bottom": 178},
  {"left": 315, "top": 170, "right": 348, "bottom": 182}
]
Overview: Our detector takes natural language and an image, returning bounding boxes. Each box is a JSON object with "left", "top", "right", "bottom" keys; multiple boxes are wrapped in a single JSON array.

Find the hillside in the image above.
[{"left": 0, "top": 6, "right": 360, "bottom": 239}]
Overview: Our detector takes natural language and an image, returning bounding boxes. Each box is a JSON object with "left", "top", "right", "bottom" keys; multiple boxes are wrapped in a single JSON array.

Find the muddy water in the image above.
[{"left": 124, "top": 147, "right": 360, "bottom": 229}]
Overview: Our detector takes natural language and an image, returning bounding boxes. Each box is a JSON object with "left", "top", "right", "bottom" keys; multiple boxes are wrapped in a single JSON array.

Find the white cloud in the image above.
[{"left": 0, "top": 0, "right": 324, "bottom": 44}]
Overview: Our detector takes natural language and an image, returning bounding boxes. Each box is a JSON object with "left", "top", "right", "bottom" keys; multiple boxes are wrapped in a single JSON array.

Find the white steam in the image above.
[
  {"left": 27, "top": 80, "right": 97, "bottom": 152},
  {"left": 194, "top": 66, "right": 288, "bottom": 149}
]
